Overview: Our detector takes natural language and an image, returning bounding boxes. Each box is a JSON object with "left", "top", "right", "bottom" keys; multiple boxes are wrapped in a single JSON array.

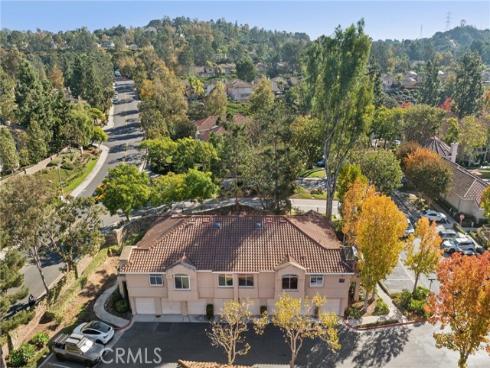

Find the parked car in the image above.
[
  {"left": 51, "top": 333, "right": 106, "bottom": 366},
  {"left": 441, "top": 237, "right": 485, "bottom": 255},
  {"left": 404, "top": 218, "right": 415, "bottom": 237},
  {"left": 438, "top": 228, "right": 458, "bottom": 241},
  {"left": 73, "top": 321, "right": 114, "bottom": 345},
  {"left": 421, "top": 209, "right": 447, "bottom": 223}
]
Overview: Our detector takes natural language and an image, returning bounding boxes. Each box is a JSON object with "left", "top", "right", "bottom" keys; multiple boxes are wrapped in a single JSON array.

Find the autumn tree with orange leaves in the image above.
[
  {"left": 405, "top": 217, "right": 441, "bottom": 294},
  {"left": 427, "top": 253, "right": 490, "bottom": 368},
  {"left": 341, "top": 178, "right": 376, "bottom": 244},
  {"left": 356, "top": 194, "right": 406, "bottom": 309},
  {"left": 404, "top": 147, "right": 451, "bottom": 201}
]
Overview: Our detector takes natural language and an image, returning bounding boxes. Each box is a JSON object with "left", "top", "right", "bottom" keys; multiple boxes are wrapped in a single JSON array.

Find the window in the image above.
[
  {"left": 149, "top": 274, "right": 163, "bottom": 286},
  {"left": 218, "top": 274, "right": 233, "bottom": 287},
  {"left": 310, "top": 275, "right": 324, "bottom": 287},
  {"left": 282, "top": 275, "right": 298, "bottom": 290},
  {"left": 175, "top": 274, "right": 190, "bottom": 290},
  {"left": 339, "top": 278, "right": 345, "bottom": 283},
  {"left": 238, "top": 275, "right": 254, "bottom": 287}
]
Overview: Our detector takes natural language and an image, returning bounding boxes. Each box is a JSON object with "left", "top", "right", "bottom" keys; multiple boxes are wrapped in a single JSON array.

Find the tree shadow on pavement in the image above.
[
  {"left": 351, "top": 326, "right": 410, "bottom": 368},
  {"left": 305, "top": 325, "right": 361, "bottom": 367}
]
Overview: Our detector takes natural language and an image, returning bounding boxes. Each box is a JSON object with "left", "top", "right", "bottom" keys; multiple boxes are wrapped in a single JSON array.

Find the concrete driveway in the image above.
[{"left": 41, "top": 322, "right": 489, "bottom": 368}]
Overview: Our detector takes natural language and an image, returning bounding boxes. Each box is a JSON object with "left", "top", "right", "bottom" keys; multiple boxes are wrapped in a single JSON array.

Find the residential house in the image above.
[
  {"left": 425, "top": 137, "right": 488, "bottom": 222},
  {"left": 194, "top": 114, "right": 251, "bottom": 141},
  {"left": 117, "top": 211, "right": 357, "bottom": 317},
  {"left": 226, "top": 79, "right": 254, "bottom": 102},
  {"left": 192, "top": 66, "right": 216, "bottom": 78},
  {"left": 217, "top": 63, "right": 236, "bottom": 76}
]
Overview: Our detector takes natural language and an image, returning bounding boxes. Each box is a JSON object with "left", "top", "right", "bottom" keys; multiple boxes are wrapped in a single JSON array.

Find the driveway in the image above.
[{"left": 41, "top": 322, "right": 489, "bottom": 367}]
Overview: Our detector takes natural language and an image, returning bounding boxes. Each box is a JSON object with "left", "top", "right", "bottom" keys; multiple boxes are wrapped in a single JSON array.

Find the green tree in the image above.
[
  {"left": 0, "top": 249, "right": 27, "bottom": 321},
  {"left": 43, "top": 197, "right": 103, "bottom": 279},
  {"left": 0, "top": 127, "right": 19, "bottom": 173},
  {"left": 452, "top": 52, "right": 484, "bottom": 118},
  {"left": 26, "top": 120, "right": 48, "bottom": 163},
  {"left": 371, "top": 107, "right": 403, "bottom": 146},
  {"left": 356, "top": 149, "right": 403, "bottom": 193},
  {"left": 150, "top": 172, "right": 186, "bottom": 205},
  {"left": 458, "top": 115, "right": 487, "bottom": 160},
  {"left": 402, "top": 104, "right": 446, "bottom": 144},
  {"left": 92, "top": 126, "right": 108, "bottom": 144},
  {"left": 0, "top": 67, "right": 16, "bottom": 123},
  {"left": 62, "top": 103, "right": 95, "bottom": 149},
  {"left": 304, "top": 21, "right": 374, "bottom": 220},
  {"left": 0, "top": 176, "right": 55, "bottom": 297},
  {"left": 205, "top": 81, "right": 227, "bottom": 120},
  {"left": 183, "top": 169, "right": 218, "bottom": 203},
  {"left": 290, "top": 115, "right": 324, "bottom": 168},
  {"left": 249, "top": 77, "right": 274, "bottom": 116},
  {"left": 420, "top": 59, "right": 441, "bottom": 106},
  {"left": 336, "top": 163, "right": 367, "bottom": 205},
  {"left": 95, "top": 164, "right": 151, "bottom": 220},
  {"left": 236, "top": 58, "right": 256, "bottom": 82}
]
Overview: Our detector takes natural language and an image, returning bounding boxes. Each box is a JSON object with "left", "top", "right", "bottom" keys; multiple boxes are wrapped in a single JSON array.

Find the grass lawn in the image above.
[
  {"left": 300, "top": 167, "right": 325, "bottom": 178},
  {"left": 477, "top": 168, "right": 490, "bottom": 179},
  {"left": 33, "top": 148, "right": 100, "bottom": 195},
  {"left": 290, "top": 186, "right": 327, "bottom": 200}
]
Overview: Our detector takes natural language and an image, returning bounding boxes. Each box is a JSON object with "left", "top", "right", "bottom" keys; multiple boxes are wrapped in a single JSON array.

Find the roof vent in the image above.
[
  {"left": 255, "top": 222, "right": 263, "bottom": 229},
  {"left": 212, "top": 221, "right": 222, "bottom": 229}
]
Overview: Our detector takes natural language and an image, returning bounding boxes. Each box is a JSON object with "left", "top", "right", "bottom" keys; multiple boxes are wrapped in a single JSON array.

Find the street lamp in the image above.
[{"left": 428, "top": 277, "right": 436, "bottom": 292}]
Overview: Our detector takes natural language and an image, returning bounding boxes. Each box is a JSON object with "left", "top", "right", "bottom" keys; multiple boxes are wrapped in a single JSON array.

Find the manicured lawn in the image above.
[
  {"left": 290, "top": 186, "right": 327, "bottom": 200},
  {"left": 33, "top": 148, "right": 100, "bottom": 195},
  {"left": 476, "top": 168, "right": 490, "bottom": 179},
  {"left": 300, "top": 167, "right": 325, "bottom": 178}
]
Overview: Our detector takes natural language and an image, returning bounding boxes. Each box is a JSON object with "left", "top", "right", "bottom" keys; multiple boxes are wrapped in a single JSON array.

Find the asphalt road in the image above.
[
  {"left": 41, "top": 322, "right": 490, "bottom": 368},
  {"left": 20, "top": 79, "right": 143, "bottom": 301}
]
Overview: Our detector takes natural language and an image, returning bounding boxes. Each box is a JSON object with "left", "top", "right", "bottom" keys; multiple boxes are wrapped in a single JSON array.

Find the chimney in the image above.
[{"left": 450, "top": 142, "right": 458, "bottom": 163}]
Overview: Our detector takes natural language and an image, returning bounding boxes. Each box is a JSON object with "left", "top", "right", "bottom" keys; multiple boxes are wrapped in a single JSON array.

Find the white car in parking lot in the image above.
[
  {"left": 73, "top": 321, "right": 114, "bottom": 345},
  {"left": 421, "top": 209, "right": 447, "bottom": 223}
]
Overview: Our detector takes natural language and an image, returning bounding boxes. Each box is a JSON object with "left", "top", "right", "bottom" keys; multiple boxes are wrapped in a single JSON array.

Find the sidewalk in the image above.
[
  {"left": 346, "top": 284, "right": 406, "bottom": 328},
  {"left": 93, "top": 284, "right": 130, "bottom": 328}
]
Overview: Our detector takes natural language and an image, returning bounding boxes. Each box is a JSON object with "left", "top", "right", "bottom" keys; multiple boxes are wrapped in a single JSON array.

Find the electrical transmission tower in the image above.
[{"left": 445, "top": 12, "right": 451, "bottom": 30}]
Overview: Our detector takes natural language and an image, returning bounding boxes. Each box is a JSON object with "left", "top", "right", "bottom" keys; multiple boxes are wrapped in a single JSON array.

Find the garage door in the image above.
[
  {"left": 135, "top": 298, "right": 156, "bottom": 314},
  {"left": 188, "top": 301, "right": 206, "bottom": 315},
  {"left": 323, "top": 299, "right": 341, "bottom": 315},
  {"left": 161, "top": 301, "right": 181, "bottom": 314}
]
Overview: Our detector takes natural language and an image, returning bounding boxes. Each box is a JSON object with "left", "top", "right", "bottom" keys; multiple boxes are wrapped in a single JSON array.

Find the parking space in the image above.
[{"left": 40, "top": 322, "right": 489, "bottom": 367}]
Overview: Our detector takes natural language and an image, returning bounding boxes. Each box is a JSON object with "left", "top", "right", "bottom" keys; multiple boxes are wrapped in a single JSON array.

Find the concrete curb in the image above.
[
  {"left": 94, "top": 284, "right": 131, "bottom": 328},
  {"left": 70, "top": 145, "right": 109, "bottom": 198},
  {"left": 343, "top": 318, "right": 425, "bottom": 331},
  {"left": 104, "top": 104, "right": 115, "bottom": 130}
]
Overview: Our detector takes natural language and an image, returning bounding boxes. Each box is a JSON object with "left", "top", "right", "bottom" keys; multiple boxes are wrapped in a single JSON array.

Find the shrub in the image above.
[
  {"left": 373, "top": 299, "right": 389, "bottom": 316},
  {"left": 398, "top": 290, "right": 413, "bottom": 309},
  {"left": 47, "top": 158, "right": 61, "bottom": 167},
  {"left": 412, "top": 286, "right": 430, "bottom": 301},
  {"left": 61, "top": 162, "right": 75, "bottom": 170},
  {"left": 114, "top": 299, "right": 129, "bottom": 314},
  {"left": 346, "top": 306, "right": 363, "bottom": 319},
  {"left": 30, "top": 332, "right": 49, "bottom": 348},
  {"left": 311, "top": 188, "right": 324, "bottom": 195},
  {"left": 408, "top": 299, "right": 427, "bottom": 317},
  {"left": 8, "top": 343, "right": 36, "bottom": 367},
  {"left": 260, "top": 305, "right": 267, "bottom": 315},
  {"left": 206, "top": 304, "right": 214, "bottom": 320},
  {"left": 0, "top": 310, "right": 35, "bottom": 334}
]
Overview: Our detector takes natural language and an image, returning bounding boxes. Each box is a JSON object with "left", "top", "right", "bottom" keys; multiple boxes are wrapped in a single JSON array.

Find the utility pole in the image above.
[{"left": 445, "top": 11, "right": 451, "bottom": 31}]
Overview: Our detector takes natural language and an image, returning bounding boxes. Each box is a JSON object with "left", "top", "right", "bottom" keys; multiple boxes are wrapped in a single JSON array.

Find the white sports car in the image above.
[{"left": 73, "top": 321, "right": 114, "bottom": 345}]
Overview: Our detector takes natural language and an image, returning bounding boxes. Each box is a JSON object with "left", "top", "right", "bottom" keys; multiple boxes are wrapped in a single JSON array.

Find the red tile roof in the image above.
[{"left": 121, "top": 213, "right": 351, "bottom": 274}]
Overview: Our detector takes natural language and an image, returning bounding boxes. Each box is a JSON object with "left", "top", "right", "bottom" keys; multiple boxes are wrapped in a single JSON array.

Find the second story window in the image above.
[
  {"left": 218, "top": 274, "right": 233, "bottom": 287},
  {"left": 149, "top": 274, "right": 164, "bottom": 286},
  {"left": 238, "top": 275, "right": 254, "bottom": 287},
  {"left": 175, "top": 274, "right": 190, "bottom": 290},
  {"left": 282, "top": 275, "right": 298, "bottom": 290},
  {"left": 310, "top": 275, "right": 324, "bottom": 287}
]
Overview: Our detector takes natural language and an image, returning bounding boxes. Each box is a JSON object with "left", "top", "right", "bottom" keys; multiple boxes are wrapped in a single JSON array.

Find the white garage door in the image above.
[
  {"left": 135, "top": 298, "right": 156, "bottom": 314},
  {"left": 188, "top": 301, "right": 206, "bottom": 315},
  {"left": 323, "top": 299, "right": 341, "bottom": 315},
  {"left": 161, "top": 301, "right": 182, "bottom": 314}
]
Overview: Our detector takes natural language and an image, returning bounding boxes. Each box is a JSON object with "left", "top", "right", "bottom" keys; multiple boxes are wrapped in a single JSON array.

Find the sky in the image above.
[{"left": 1, "top": 1, "right": 490, "bottom": 41}]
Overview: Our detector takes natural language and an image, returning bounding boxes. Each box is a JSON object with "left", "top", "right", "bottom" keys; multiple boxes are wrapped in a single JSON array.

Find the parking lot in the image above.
[{"left": 40, "top": 321, "right": 490, "bottom": 368}]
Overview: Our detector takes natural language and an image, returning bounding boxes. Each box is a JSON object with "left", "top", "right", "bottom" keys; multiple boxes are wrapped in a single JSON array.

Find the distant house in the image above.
[
  {"left": 425, "top": 137, "right": 488, "bottom": 222},
  {"left": 194, "top": 114, "right": 251, "bottom": 141},
  {"left": 192, "top": 66, "right": 216, "bottom": 78},
  {"left": 226, "top": 79, "right": 253, "bottom": 101},
  {"left": 217, "top": 63, "right": 236, "bottom": 76},
  {"left": 401, "top": 71, "right": 419, "bottom": 89},
  {"left": 271, "top": 76, "right": 288, "bottom": 95},
  {"left": 100, "top": 40, "right": 115, "bottom": 50}
]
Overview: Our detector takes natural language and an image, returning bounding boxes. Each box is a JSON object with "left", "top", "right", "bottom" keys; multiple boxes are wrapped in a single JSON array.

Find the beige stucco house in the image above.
[{"left": 117, "top": 212, "right": 357, "bottom": 317}]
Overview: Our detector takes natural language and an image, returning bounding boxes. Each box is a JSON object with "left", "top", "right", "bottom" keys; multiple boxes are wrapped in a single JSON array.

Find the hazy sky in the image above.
[{"left": 1, "top": 1, "right": 490, "bottom": 40}]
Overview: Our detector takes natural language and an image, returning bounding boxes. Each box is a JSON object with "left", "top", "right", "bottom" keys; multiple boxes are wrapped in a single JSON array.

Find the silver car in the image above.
[{"left": 52, "top": 333, "right": 106, "bottom": 366}]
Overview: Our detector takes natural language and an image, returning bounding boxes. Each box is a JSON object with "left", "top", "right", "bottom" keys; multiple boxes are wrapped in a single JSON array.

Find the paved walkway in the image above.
[{"left": 93, "top": 284, "right": 130, "bottom": 328}]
